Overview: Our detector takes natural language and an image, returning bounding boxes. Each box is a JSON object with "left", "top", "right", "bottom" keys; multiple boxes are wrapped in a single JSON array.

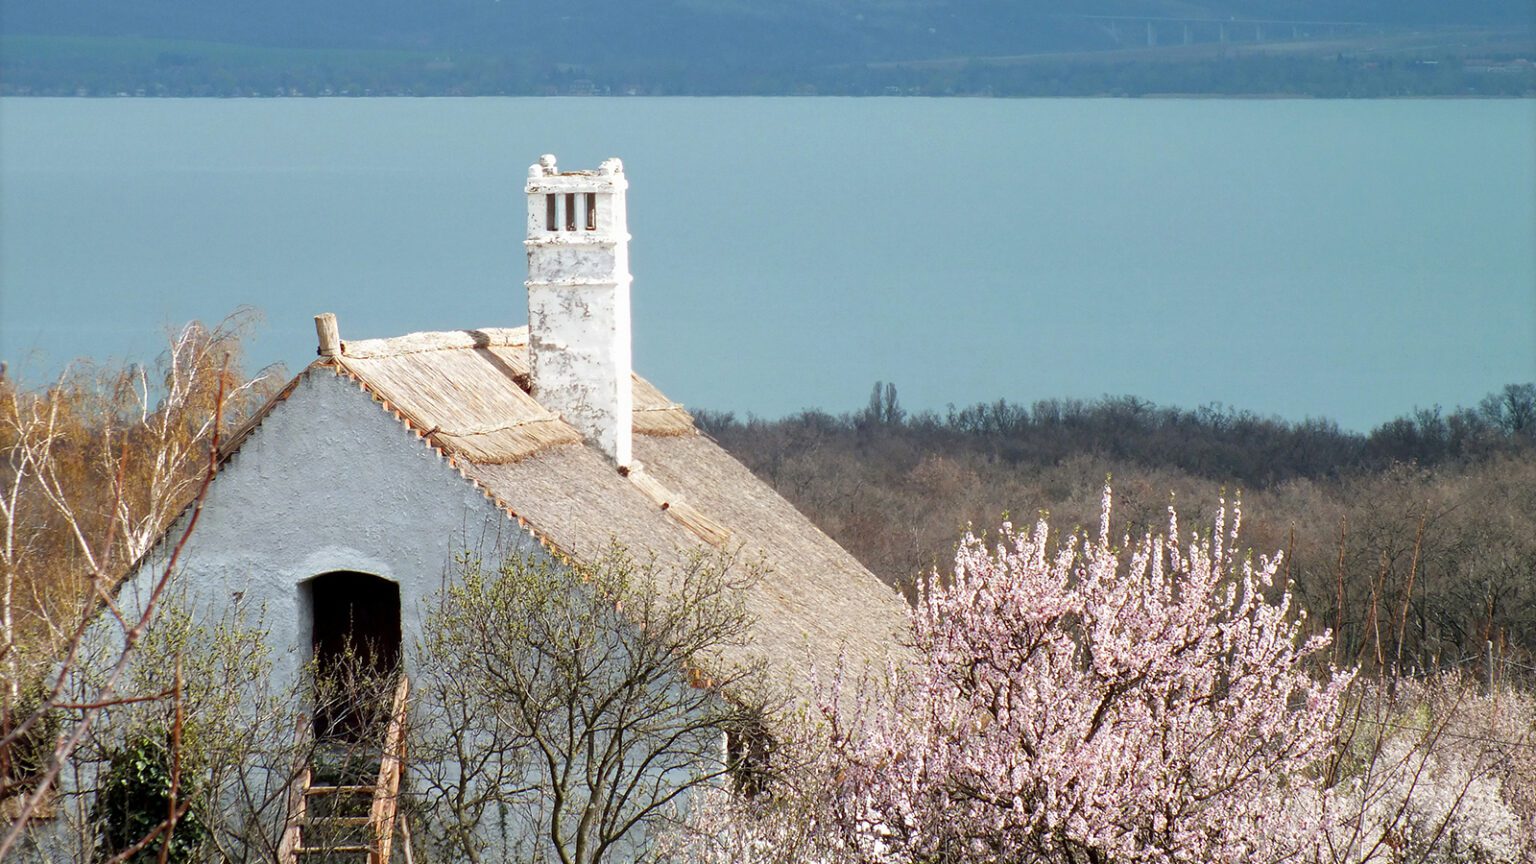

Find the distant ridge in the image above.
[{"left": 2, "top": 0, "right": 1532, "bottom": 96}]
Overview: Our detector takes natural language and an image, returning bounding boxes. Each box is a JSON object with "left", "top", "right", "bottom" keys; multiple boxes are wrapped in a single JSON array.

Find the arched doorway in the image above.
[{"left": 306, "top": 571, "right": 401, "bottom": 741}]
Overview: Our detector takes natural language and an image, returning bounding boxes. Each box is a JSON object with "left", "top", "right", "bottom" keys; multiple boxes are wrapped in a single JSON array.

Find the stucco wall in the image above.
[{"left": 119, "top": 366, "right": 546, "bottom": 693}]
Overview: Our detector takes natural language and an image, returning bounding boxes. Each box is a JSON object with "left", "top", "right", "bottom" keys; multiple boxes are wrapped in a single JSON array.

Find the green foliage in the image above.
[
  {"left": 128, "top": 593, "right": 276, "bottom": 773},
  {"left": 93, "top": 732, "right": 207, "bottom": 864},
  {"left": 63, "top": 598, "right": 302, "bottom": 864},
  {"left": 1, "top": 677, "right": 61, "bottom": 797}
]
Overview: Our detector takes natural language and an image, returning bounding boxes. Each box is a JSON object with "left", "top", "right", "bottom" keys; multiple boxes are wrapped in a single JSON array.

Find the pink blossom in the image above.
[{"left": 821, "top": 486, "right": 1356, "bottom": 863}]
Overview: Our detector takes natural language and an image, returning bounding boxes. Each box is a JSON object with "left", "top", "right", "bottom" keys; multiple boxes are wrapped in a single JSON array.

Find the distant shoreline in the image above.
[
  {"left": 5, "top": 31, "right": 1533, "bottom": 101},
  {"left": 2, "top": 93, "right": 1532, "bottom": 100}
]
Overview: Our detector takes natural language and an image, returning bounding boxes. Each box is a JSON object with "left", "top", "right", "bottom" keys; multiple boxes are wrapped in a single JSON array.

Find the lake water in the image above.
[{"left": 1, "top": 97, "right": 1532, "bottom": 430}]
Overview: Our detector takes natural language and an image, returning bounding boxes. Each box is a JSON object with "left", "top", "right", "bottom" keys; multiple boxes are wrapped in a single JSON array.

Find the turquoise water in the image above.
[{"left": 1, "top": 97, "right": 1532, "bottom": 430}]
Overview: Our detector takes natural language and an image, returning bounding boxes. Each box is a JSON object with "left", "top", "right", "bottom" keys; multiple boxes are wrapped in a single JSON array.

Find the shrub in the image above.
[{"left": 93, "top": 731, "right": 207, "bottom": 864}]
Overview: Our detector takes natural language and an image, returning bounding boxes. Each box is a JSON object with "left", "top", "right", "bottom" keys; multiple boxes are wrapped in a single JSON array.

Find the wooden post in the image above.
[
  {"left": 277, "top": 714, "right": 312, "bottom": 864},
  {"left": 315, "top": 313, "right": 341, "bottom": 357},
  {"left": 371, "top": 676, "right": 410, "bottom": 864}
]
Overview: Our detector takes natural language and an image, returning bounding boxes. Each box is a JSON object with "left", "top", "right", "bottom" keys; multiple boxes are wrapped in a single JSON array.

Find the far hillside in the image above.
[{"left": 3, "top": 0, "right": 1532, "bottom": 95}]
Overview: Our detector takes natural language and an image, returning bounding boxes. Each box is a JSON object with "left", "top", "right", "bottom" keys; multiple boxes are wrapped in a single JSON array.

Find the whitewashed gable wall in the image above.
[{"left": 117, "top": 368, "right": 545, "bottom": 692}]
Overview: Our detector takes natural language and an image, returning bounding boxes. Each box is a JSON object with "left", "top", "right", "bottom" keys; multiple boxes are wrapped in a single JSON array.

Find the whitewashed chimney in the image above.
[{"left": 524, "top": 154, "right": 633, "bottom": 467}]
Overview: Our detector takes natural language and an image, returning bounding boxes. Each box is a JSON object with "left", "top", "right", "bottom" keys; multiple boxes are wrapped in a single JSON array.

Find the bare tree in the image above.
[
  {"left": 0, "top": 313, "right": 275, "bottom": 856},
  {"left": 411, "top": 545, "right": 769, "bottom": 864}
]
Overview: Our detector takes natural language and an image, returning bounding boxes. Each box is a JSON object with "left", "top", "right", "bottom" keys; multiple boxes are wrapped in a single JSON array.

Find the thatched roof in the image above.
[
  {"left": 333, "top": 327, "right": 695, "bottom": 463},
  {"left": 292, "top": 327, "right": 909, "bottom": 706}
]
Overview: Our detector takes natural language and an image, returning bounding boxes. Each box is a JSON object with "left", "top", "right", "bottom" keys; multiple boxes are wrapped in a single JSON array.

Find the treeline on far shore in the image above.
[
  {"left": 699, "top": 382, "right": 1536, "bottom": 680},
  {"left": 2, "top": 35, "right": 1533, "bottom": 98}
]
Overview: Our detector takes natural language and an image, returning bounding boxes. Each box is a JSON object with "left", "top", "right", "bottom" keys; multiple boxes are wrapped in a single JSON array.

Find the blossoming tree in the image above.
[{"left": 820, "top": 487, "right": 1355, "bottom": 864}]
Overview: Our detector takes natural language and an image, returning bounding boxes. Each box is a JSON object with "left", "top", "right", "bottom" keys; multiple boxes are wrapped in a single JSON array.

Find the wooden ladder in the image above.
[{"left": 279, "top": 676, "right": 411, "bottom": 864}]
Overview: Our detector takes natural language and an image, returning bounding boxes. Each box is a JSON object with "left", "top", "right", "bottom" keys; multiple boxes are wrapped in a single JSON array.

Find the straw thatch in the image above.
[
  {"left": 632, "top": 374, "right": 696, "bottom": 436},
  {"left": 332, "top": 327, "right": 694, "bottom": 463},
  {"left": 461, "top": 434, "right": 907, "bottom": 703},
  {"left": 627, "top": 466, "right": 733, "bottom": 547},
  {"left": 632, "top": 433, "right": 909, "bottom": 685},
  {"left": 218, "top": 326, "right": 908, "bottom": 706},
  {"left": 337, "top": 332, "right": 578, "bottom": 463}
]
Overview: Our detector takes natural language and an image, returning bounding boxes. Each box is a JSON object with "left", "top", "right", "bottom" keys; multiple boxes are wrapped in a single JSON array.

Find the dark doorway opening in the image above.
[{"left": 308, "top": 571, "right": 401, "bottom": 742}]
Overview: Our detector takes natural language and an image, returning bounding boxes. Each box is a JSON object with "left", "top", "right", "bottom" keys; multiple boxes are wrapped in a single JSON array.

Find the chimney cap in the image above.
[
  {"left": 530, "top": 153, "right": 558, "bottom": 178},
  {"left": 527, "top": 154, "right": 625, "bottom": 180}
]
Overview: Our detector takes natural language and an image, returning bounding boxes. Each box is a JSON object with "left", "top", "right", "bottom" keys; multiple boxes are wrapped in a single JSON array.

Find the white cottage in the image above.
[{"left": 100, "top": 155, "right": 907, "bottom": 862}]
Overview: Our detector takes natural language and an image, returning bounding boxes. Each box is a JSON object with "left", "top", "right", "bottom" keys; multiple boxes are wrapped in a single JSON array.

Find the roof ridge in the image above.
[{"left": 341, "top": 326, "right": 529, "bottom": 359}]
